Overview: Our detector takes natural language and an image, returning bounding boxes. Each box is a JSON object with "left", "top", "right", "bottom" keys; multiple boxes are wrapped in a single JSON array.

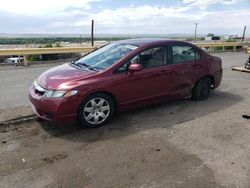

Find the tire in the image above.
[
  {"left": 192, "top": 77, "right": 212, "bottom": 101},
  {"left": 78, "top": 93, "right": 115, "bottom": 128}
]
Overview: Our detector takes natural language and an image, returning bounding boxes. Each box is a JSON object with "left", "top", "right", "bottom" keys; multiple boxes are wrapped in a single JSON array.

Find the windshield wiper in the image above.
[
  {"left": 70, "top": 61, "right": 98, "bottom": 72},
  {"left": 70, "top": 60, "right": 82, "bottom": 68},
  {"left": 79, "top": 62, "right": 98, "bottom": 72}
]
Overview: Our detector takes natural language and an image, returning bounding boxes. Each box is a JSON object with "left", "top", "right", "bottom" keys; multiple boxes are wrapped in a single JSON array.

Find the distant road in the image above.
[
  {"left": 0, "top": 52, "right": 249, "bottom": 109},
  {"left": 0, "top": 65, "right": 55, "bottom": 108}
]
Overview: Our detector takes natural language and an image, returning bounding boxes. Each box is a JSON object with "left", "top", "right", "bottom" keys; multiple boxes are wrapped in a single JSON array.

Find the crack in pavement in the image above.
[{"left": 0, "top": 114, "right": 37, "bottom": 127}]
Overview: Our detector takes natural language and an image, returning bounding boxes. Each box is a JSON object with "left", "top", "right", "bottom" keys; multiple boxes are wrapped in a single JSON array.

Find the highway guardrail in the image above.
[
  {"left": 0, "top": 46, "right": 97, "bottom": 65},
  {"left": 194, "top": 42, "right": 242, "bottom": 52},
  {"left": 0, "top": 46, "right": 97, "bottom": 56}
]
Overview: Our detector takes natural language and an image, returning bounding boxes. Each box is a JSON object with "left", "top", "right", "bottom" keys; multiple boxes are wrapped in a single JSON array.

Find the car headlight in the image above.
[{"left": 44, "top": 90, "right": 78, "bottom": 98}]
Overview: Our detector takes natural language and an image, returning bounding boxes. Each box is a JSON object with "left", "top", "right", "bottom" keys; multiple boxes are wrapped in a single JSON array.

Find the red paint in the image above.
[
  {"left": 128, "top": 64, "right": 143, "bottom": 72},
  {"left": 29, "top": 39, "right": 222, "bottom": 124}
]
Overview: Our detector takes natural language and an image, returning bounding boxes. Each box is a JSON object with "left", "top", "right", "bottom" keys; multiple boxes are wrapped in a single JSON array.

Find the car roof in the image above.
[
  {"left": 115, "top": 38, "right": 181, "bottom": 47},
  {"left": 6, "top": 57, "right": 20, "bottom": 60}
]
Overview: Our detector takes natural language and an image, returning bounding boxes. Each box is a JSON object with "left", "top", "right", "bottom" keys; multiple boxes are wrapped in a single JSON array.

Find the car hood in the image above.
[{"left": 36, "top": 63, "right": 96, "bottom": 90}]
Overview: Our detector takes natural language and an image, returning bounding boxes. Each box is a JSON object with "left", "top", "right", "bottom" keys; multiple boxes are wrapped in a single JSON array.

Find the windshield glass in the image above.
[{"left": 75, "top": 43, "right": 138, "bottom": 70}]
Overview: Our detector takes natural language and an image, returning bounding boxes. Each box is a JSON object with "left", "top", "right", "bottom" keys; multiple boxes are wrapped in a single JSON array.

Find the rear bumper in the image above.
[
  {"left": 29, "top": 87, "right": 79, "bottom": 124},
  {"left": 213, "top": 69, "right": 223, "bottom": 89}
]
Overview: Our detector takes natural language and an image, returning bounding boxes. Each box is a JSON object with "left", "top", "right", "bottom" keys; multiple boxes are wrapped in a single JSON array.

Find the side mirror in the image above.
[{"left": 128, "top": 64, "right": 142, "bottom": 72}]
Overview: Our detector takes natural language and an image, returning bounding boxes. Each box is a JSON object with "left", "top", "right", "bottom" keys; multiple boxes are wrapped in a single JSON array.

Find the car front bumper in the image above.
[{"left": 29, "top": 85, "right": 80, "bottom": 124}]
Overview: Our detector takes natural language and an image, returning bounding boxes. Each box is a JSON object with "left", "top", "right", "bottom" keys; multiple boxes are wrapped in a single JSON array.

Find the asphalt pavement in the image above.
[{"left": 0, "top": 64, "right": 58, "bottom": 108}]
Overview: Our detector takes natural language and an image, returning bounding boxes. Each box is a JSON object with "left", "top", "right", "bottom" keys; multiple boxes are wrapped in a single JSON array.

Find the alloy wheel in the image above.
[{"left": 83, "top": 98, "right": 110, "bottom": 125}]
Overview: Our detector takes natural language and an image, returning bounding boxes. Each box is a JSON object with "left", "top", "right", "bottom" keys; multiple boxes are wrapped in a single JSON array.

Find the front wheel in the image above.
[
  {"left": 78, "top": 93, "right": 115, "bottom": 128},
  {"left": 192, "top": 77, "right": 212, "bottom": 101}
]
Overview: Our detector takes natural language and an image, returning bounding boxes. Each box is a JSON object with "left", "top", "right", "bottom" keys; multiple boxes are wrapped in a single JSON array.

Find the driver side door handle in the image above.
[
  {"left": 160, "top": 70, "right": 175, "bottom": 75},
  {"left": 193, "top": 63, "right": 202, "bottom": 69}
]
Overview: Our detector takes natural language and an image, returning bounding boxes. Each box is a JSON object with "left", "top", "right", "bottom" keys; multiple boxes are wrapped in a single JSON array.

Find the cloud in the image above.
[
  {"left": 182, "top": 0, "right": 242, "bottom": 9},
  {"left": 0, "top": 11, "right": 49, "bottom": 33},
  {"left": 79, "top": 5, "right": 249, "bottom": 34},
  {"left": 0, "top": 0, "right": 100, "bottom": 15},
  {"left": 0, "top": 0, "right": 249, "bottom": 35}
]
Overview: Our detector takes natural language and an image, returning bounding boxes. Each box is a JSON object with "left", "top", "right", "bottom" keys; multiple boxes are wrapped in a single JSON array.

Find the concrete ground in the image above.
[{"left": 1, "top": 52, "right": 250, "bottom": 188}]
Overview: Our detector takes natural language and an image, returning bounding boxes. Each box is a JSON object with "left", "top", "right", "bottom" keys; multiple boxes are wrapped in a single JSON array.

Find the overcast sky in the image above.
[{"left": 0, "top": 0, "right": 249, "bottom": 35}]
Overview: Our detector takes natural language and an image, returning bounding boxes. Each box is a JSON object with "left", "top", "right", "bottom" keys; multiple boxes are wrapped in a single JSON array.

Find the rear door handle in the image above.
[
  {"left": 193, "top": 63, "right": 202, "bottom": 68},
  {"left": 160, "top": 70, "right": 173, "bottom": 75}
]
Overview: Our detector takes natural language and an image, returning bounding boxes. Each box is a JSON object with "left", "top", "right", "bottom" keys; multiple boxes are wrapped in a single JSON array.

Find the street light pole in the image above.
[
  {"left": 242, "top": 25, "right": 246, "bottom": 43},
  {"left": 194, "top": 23, "right": 198, "bottom": 43}
]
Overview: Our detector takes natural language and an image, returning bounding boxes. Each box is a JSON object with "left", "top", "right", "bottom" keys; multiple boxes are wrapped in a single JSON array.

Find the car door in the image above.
[
  {"left": 166, "top": 44, "right": 203, "bottom": 98},
  {"left": 113, "top": 46, "right": 170, "bottom": 105}
]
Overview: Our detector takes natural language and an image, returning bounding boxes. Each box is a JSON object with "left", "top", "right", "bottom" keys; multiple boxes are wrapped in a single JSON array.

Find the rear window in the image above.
[{"left": 171, "top": 45, "right": 200, "bottom": 64}]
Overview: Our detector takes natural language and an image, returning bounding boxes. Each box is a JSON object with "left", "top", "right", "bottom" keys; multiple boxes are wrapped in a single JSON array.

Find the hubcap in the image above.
[{"left": 83, "top": 98, "right": 110, "bottom": 125}]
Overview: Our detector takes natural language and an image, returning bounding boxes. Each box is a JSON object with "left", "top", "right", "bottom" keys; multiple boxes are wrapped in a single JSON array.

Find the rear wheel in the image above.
[
  {"left": 78, "top": 93, "right": 115, "bottom": 128},
  {"left": 192, "top": 77, "right": 212, "bottom": 101}
]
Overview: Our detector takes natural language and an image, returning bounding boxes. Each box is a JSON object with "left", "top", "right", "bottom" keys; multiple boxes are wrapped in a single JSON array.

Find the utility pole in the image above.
[
  {"left": 91, "top": 20, "right": 94, "bottom": 46},
  {"left": 242, "top": 26, "right": 246, "bottom": 43},
  {"left": 194, "top": 23, "right": 198, "bottom": 43}
]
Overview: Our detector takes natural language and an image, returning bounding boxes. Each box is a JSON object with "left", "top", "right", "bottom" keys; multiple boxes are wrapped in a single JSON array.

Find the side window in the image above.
[
  {"left": 172, "top": 45, "right": 200, "bottom": 64},
  {"left": 115, "top": 46, "right": 166, "bottom": 73},
  {"left": 137, "top": 47, "right": 166, "bottom": 68}
]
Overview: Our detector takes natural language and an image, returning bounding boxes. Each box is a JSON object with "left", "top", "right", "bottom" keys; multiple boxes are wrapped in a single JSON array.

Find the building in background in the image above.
[{"left": 205, "top": 33, "right": 221, "bottom": 41}]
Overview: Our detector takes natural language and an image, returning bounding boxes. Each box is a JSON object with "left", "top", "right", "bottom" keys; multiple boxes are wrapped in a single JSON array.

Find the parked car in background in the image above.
[
  {"left": 3, "top": 57, "right": 24, "bottom": 64},
  {"left": 29, "top": 38, "right": 223, "bottom": 127}
]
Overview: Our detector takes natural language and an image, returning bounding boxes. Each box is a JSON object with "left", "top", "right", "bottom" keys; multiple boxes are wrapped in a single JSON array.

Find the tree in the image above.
[{"left": 207, "top": 33, "right": 214, "bottom": 37}]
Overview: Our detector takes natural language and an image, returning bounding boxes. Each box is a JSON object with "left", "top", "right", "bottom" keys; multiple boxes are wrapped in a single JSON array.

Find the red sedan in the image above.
[{"left": 29, "top": 39, "right": 222, "bottom": 127}]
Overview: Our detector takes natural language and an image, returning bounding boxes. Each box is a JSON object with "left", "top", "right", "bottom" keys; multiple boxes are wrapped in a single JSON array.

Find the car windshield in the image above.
[{"left": 75, "top": 43, "right": 138, "bottom": 70}]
